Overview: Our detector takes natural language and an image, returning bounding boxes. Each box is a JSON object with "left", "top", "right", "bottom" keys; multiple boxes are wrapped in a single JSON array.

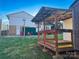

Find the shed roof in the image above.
[
  {"left": 46, "top": 10, "right": 72, "bottom": 22},
  {"left": 32, "top": 7, "right": 67, "bottom": 22}
]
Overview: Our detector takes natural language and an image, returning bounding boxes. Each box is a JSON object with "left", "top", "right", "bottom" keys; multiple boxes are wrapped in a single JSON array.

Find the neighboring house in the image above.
[
  {"left": 0, "top": 19, "right": 8, "bottom": 36},
  {"left": 2, "top": 21, "right": 9, "bottom": 31},
  {"left": 1, "top": 21, "right": 9, "bottom": 36},
  {"left": 7, "top": 11, "right": 36, "bottom": 36},
  {"left": 70, "top": 0, "right": 79, "bottom": 50}
]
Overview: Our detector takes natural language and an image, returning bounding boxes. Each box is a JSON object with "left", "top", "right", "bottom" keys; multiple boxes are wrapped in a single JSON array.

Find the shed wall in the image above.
[{"left": 72, "top": 0, "right": 79, "bottom": 50}]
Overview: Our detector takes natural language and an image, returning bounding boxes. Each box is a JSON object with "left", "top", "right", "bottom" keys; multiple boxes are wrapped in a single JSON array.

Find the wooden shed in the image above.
[{"left": 70, "top": 0, "right": 79, "bottom": 50}]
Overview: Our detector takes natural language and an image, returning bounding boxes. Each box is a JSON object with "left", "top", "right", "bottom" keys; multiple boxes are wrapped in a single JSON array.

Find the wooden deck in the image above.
[{"left": 38, "top": 40, "right": 73, "bottom": 52}]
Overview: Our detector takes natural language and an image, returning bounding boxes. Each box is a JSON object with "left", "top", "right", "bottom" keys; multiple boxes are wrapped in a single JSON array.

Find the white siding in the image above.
[
  {"left": 16, "top": 26, "right": 20, "bottom": 35},
  {"left": 8, "top": 11, "right": 36, "bottom": 35}
]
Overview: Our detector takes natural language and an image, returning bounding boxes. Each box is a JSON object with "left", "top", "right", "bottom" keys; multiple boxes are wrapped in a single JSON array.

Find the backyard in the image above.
[{"left": 0, "top": 36, "right": 53, "bottom": 59}]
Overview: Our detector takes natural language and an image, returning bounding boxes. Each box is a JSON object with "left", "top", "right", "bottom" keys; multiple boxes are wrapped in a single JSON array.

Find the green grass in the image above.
[
  {"left": 0, "top": 34, "right": 63, "bottom": 59},
  {"left": 0, "top": 36, "right": 52, "bottom": 59},
  {"left": 40, "top": 34, "right": 63, "bottom": 40}
]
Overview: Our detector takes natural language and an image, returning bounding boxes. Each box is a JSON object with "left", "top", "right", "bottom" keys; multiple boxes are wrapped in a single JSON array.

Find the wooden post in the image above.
[
  {"left": 55, "top": 31, "right": 58, "bottom": 56},
  {"left": 71, "top": 31, "right": 74, "bottom": 49},
  {"left": 38, "top": 22, "right": 40, "bottom": 40},
  {"left": 0, "top": 21, "right": 1, "bottom": 36},
  {"left": 43, "top": 20, "right": 46, "bottom": 50},
  {"left": 55, "top": 15, "right": 59, "bottom": 56},
  {"left": 43, "top": 20, "right": 45, "bottom": 31},
  {"left": 7, "top": 24, "right": 8, "bottom": 36},
  {"left": 0, "top": 29, "right": 1, "bottom": 36},
  {"left": 23, "top": 19, "right": 26, "bottom": 36},
  {"left": 38, "top": 22, "right": 39, "bottom": 32}
]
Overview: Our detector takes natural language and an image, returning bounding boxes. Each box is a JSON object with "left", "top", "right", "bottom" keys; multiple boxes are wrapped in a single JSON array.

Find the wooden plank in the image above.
[{"left": 38, "top": 41, "right": 73, "bottom": 52}]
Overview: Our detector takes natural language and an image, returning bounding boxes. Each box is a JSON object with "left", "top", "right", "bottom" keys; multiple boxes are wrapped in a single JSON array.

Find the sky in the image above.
[{"left": 0, "top": 0, "right": 75, "bottom": 21}]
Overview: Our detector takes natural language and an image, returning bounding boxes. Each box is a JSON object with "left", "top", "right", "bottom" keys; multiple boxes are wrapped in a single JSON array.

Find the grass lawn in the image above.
[
  {"left": 0, "top": 36, "right": 53, "bottom": 59},
  {"left": 40, "top": 34, "right": 63, "bottom": 40}
]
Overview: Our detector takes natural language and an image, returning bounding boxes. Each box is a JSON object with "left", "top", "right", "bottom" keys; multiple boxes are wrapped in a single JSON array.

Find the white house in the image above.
[{"left": 7, "top": 11, "right": 36, "bottom": 35}]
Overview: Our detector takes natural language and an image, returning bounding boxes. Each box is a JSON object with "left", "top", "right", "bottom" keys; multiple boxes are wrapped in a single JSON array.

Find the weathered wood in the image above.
[
  {"left": 32, "top": 7, "right": 66, "bottom": 22},
  {"left": 71, "top": 0, "right": 79, "bottom": 50}
]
